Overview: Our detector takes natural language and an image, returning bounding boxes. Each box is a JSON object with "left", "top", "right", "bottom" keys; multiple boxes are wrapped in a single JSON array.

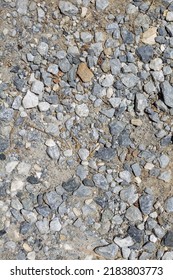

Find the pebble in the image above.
[
  {"left": 27, "top": 176, "right": 40, "bottom": 184},
  {"left": 131, "top": 163, "right": 141, "bottom": 177},
  {"left": 131, "top": 119, "right": 143, "bottom": 127},
  {"left": 161, "top": 81, "right": 173, "bottom": 108},
  {"left": 162, "top": 231, "right": 173, "bottom": 247},
  {"left": 141, "top": 27, "right": 157, "bottom": 45},
  {"left": 121, "top": 74, "right": 139, "bottom": 88},
  {"left": 0, "top": 108, "right": 14, "bottom": 123},
  {"left": 136, "top": 45, "right": 154, "bottom": 63},
  {"left": 36, "top": 219, "right": 49, "bottom": 234},
  {"left": 46, "top": 145, "right": 60, "bottom": 160},
  {"left": 16, "top": 0, "right": 28, "bottom": 15},
  {"left": 37, "top": 42, "right": 49, "bottom": 56},
  {"left": 94, "top": 147, "right": 116, "bottom": 162},
  {"left": 21, "top": 210, "right": 37, "bottom": 224},
  {"left": 159, "top": 154, "right": 170, "bottom": 168},
  {"left": 139, "top": 194, "right": 154, "bottom": 215},
  {"left": 11, "top": 180, "right": 25, "bottom": 193},
  {"left": 59, "top": 1, "right": 79, "bottom": 16},
  {"left": 50, "top": 217, "right": 62, "bottom": 232},
  {"left": 101, "top": 74, "right": 114, "bottom": 87},
  {"left": 114, "top": 236, "right": 134, "bottom": 248},
  {"left": 31, "top": 80, "right": 44, "bottom": 96},
  {"left": 135, "top": 93, "right": 148, "bottom": 115},
  {"left": 62, "top": 178, "right": 80, "bottom": 192},
  {"left": 5, "top": 161, "right": 19, "bottom": 173},
  {"left": 78, "top": 148, "right": 89, "bottom": 161},
  {"left": 127, "top": 225, "right": 143, "bottom": 243},
  {"left": 22, "top": 90, "right": 39, "bottom": 109},
  {"left": 38, "top": 102, "right": 50, "bottom": 112},
  {"left": 93, "top": 173, "right": 108, "bottom": 190},
  {"left": 96, "top": 0, "right": 109, "bottom": 11},
  {"left": 158, "top": 170, "right": 172, "bottom": 182},
  {"left": 162, "top": 252, "right": 173, "bottom": 260},
  {"left": 75, "top": 104, "right": 89, "bottom": 117},
  {"left": 119, "top": 170, "right": 131, "bottom": 183},
  {"left": 125, "top": 205, "right": 142, "bottom": 222},
  {"left": 120, "top": 186, "right": 138, "bottom": 205},
  {"left": 164, "top": 197, "right": 173, "bottom": 212},
  {"left": 94, "top": 243, "right": 118, "bottom": 259}
]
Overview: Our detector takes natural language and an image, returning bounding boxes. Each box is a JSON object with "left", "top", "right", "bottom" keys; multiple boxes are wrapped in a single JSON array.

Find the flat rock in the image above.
[
  {"left": 94, "top": 147, "right": 116, "bottom": 162},
  {"left": 22, "top": 90, "right": 39, "bottom": 109},
  {"left": 94, "top": 243, "right": 118, "bottom": 259},
  {"left": 59, "top": 1, "right": 79, "bottom": 16},
  {"left": 77, "top": 63, "right": 93, "bottom": 82},
  {"left": 164, "top": 197, "right": 173, "bottom": 212},
  {"left": 114, "top": 236, "right": 134, "bottom": 248},
  {"left": 62, "top": 178, "right": 80, "bottom": 192},
  {"left": 161, "top": 81, "right": 173, "bottom": 108},
  {"left": 136, "top": 45, "right": 154, "bottom": 63},
  {"left": 93, "top": 173, "right": 108, "bottom": 190},
  {"left": 141, "top": 27, "right": 157, "bottom": 45}
]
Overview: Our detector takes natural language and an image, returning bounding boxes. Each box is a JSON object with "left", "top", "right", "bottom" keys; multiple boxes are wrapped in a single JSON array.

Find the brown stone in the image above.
[
  {"left": 141, "top": 27, "right": 157, "bottom": 45},
  {"left": 77, "top": 62, "right": 94, "bottom": 82}
]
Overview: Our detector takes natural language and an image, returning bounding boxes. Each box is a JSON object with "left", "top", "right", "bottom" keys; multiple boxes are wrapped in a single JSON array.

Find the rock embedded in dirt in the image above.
[{"left": 77, "top": 63, "right": 94, "bottom": 82}]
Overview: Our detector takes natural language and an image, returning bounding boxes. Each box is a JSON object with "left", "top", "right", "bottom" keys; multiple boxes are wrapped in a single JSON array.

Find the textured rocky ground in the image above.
[{"left": 1, "top": 0, "right": 173, "bottom": 260}]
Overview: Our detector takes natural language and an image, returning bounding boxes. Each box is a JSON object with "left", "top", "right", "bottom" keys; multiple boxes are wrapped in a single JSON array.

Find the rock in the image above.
[
  {"left": 96, "top": 0, "right": 109, "bottom": 11},
  {"left": 101, "top": 74, "right": 114, "bottom": 87},
  {"left": 119, "top": 170, "right": 131, "bottom": 183},
  {"left": 0, "top": 136, "right": 9, "bottom": 153},
  {"left": 159, "top": 154, "right": 170, "bottom": 168},
  {"left": 136, "top": 45, "right": 154, "bottom": 63},
  {"left": 16, "top": 0, "right": 28, "bottom": 15},
  {"left": 21, "top": 210, "right": 37, "bottom": 224},
  {"left": 22, "top": 90, "right": 39, "bottom": 109},
  {"left": 47, "top": 64, "right": 59, "bottom": 75},
  {"left": 38, "top": 102, "right": 50, "bottom": 112},
  {"left": 131, "top": 119, "right": 143, "bottom": 127},
  {"left": 37, "top": 42, "right": 49, "bottom": 56},
  {"left": 59, "top": 58, "right": 71, "bottom": 73},
  {"left": 76, "top": 165, "right": 88, "bottom": 180},
  {"left": 12, "top": 96, "right": 22, "bottom": 110},
  {"left": 139, "top": 194, "right": 154, "bottom": 214},
  {"left": 125, "top": 205, "right": 142, "bottom": 222},
  {"left": 94, "top": 243, "right": 118, "bottom": 259},
  {"left": 166, "top": 11, "right": 173, "bottom": 21},
  {"left": 59, "top": 1, "right": 79, "bottom": 16},
  {"left": 141, "top": 27, "right": 157, "bottom": 45},
  {"left": 120, "top": 186, "right": 138, "bottom": 205},
  {"left": 50, "top": 217, "right": 62, "bottom": 232},
  {"left": 150, "top": 58, "right": 163, "bottom": 71},
  {"left": 127, "top": 225, "right": 143, "bottom": 243},
  {"left": 114, "top": 236, "right": 134, "bottom": 247},
  {"left": 93, "top": 173, "right": 108, "bottom": 190},
  {"left": 20, "top": 222, "right": 31, "bottom": 235},
  {"left": 46, "top": 145, "right": 60, "bottom": 160},
  {"left": 11, "top": 180, "right": 25, "bottom": 192},
  {"left": 162, "top": 231, "right": 173, "bottom": 247},
  {"left": 36, "top": 206, "right": 51, "bottom": 217},
  {"left": 81, "top": 32, "right": 93, "bottom": 43},
  {"left": 158, "top": 170, "right": 172, "bottom": 182},
  {"left": 0, "top": 107, "right": 14, "bottom": 122},
  {"left": 161, "top": 81, "right": 173, "bottom": 108},
  {"left": 75, "top": 104, "right": 89, "bottom": 117},
  {"left": 121, "top": 74, "right": 139, "bottom": 88},
  {"left": 36, "top": 219, "right": 49, "bottom": 234},
  {"left": 31, "top": 80, "right": 44, "bottom": 96},
  {"left": 94, "top": 147, "right": 116, "bottom": 162},
  {"left": 166, "top": 24, "right": 173, "bottom": 36},
  {"left": 78, "top": 148, "right": 89, "bottom": 161},
  {"left": 77, "top": 63, "right": 93, "bottom": 83},
  {"left": 165, "top": 197, "right": 173, "bottom": 213},
  {"left": 109, "top": 121, "right": 126, "bottom": 138},
  {"left": 0, "top": 153, "right": 6, "bottom": 160},
  {"left": 62, "top": 178, "right": 80, "bottom": 192},
  {"left": 5, "top": 161, "right": 19, "bottom": 173},
  {"left": 135, "top": 93, "right": 148, "bottom": 115},
  {"left": 121, "top": 28, "right": 134, "bottom": 44},
  {"left": 27, "top": 176, "right": 40, "bottom": 185},
  {"left": 131, "top": 163, "right": 141, "bottom": 177},
  {"left": 162, "top": 252, "right": 173, "bottom": 260}
]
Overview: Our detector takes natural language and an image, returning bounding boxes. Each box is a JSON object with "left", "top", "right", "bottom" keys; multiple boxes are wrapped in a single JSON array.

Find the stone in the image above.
[
  {"left": 47, "top": 64, "right": 59, "bottom": 75},
  {"left": 59, "top": 1, "right": 78, "bottom": 16},
  {"left": 0, "top": 136, "right": 9, "bottom": 153},
  {"left": 94, "top": 243, "right": 118, "bottom": 259},
  {"left": 127, "top": 225, "right": 143, "bottom": 243},
  {"left": 119, "top": 170, "right": 131, "bottom": 183},
  {"left": 36, "top": 206, "right": 51, "bottom": 217},
  {"left": 159, "top": 154, "right": 170, "bottom": 168},
  {"left": 165, "top": 197, "right": 173, "bottom": 212},
  {"left": 20, "top": 222, "right": 31, "bottom": 235},
  {"left": 62, "top": 178, "right": 80, "bottom": 192},
  {"left": 31, "top": 80, "right": 44, "bottom": 95},
  {"left": 11, "top": 180, "right": 25, "bottom": 192},
  {"left": 96, "top": 0, "right": 109, "bottom": 11},
  {"left": 141, "top": 27, "right": 157, "bottom": 45},
  {"left": 166, "top": 11, "right": 173, "bottom": 21},
  {"left": 101, "top": 74, "right": 114, "bottom": 87},
  {"left": 149, "top": 58, "right": 163, "bottom": 71},
  {"left": 37, "top": 42, "right": 49, "bottom": 56},
  {"left": 16, "top": 0, "right": 28, "bottom": 15},
  {"left": 0, "top": 107, "right": 14, "bottom": 122},
  {"left": 22, "top": 90, "right": 38, "bottom": 109},
  {"left": 59, "top": 58, "right": 71, "bottom": 73},
  {"left": 76, "top": 165, "right": 88, "bottom": 180},
  {"left": 161, "top": 81, "right": 173, "bottom": 108},
  {"left": 120, "top": 186, "right": 138, "bottom": 205},
  {"left": 158, "top": 170, "right": 172, "bottom": 182},
  {"left": 109, "top": 97, "right": 121, "bottom": 108},
  {"left": 162, "top": 252, "right": 173, "bottom": 260},
  {"left": 139, "top": 194, "right": 154, "bottom": 214},
  {"left": 38, "top": 102, "right": 50, "bottom": 112},
  {"left": 50, "top": 217, "right": 62, "bottom": 232},
  {"left": 36, "top": 219, "right": 49, "bottom": 234},
  {"left": 125, "top": 205, "right": 142, "bottom": 222},
  {"left": 77, "top": 63, "right": 93, "bottom": 82},
  {"left": 78, "top": 148, "right": 89, "bottom": 161},
  {"left": 93, "top": 173, "right": 108, "bottom": 190},
  {"left": 94, "top": 147, "right": 116, "bottom": 162},
  {"left": 81, "top": 32, "right": 93, "bottom": 43},
  {"left": 121, "top": 74, "right": 139, "bottom": 88},
  {"left": 136, "top": 45, "right": 154, "bottom": 63},
  {"left": 75, "top": 104, "right": 89, "bottom": 117},
  {"left": 131, "top": 119, "right": 143, "bottom": 127},
  {"left": 109, "top": 121, "right": 126, "bottom": 138},
  {"left": 46, "top": 145, "right": 60, "bottom": 160},
  {"left": 114, "top": 236, "right": 134, "bottom": 248},
  {"left": 12, "top": 96, "right": 22, "bottom": 110},
  {"left": 131, "top": 163, "right": 141, "bottom": 177},
  {"left": 27, "top": 176, "right": 39, "bottom": 185},
  {"left": 21, "top": 210, "right": 37, "bottom": 224},
  {"left": 5, "top": 161, "right": 19, "bottom": 173},
  {"left": 121, "top": 28, "right": 134, "bottom": 44},
  {"left": 162, "top": 231, "right": 173, "bottom": 247},
  {"left": 135, "top": 93, "right": 148, "bottom": 115}
]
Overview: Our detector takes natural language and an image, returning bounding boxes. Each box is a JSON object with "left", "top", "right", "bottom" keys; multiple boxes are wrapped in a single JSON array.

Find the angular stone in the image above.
[
  {"left": 16, "top": 0, "right": 28, "bottom": 15},
  {"left": 96, "top": 0, "right": 109, "bottom": 11},
  {"left": 37, "top": 42, "right": 49, "bottom": 56},
  {"left": 11, "top": 180, "right": 25, "bottom": 192},
  {"left": 31, "top": 80, "right": 44, "bottom": 95},
  {"left": 139, "top": 194, "right": 154, "bottom": 214},
  {"left": 159, "top": 154, "right": 170, "bottom": 168},
  {"left": 120, "top": 186, "right": 138, "bottom": 205},
  {"left": 122, "top": 74, "right": 139, "bottom": 88},
  {"left": 135, "top": 93, "right": 148, "bottom": 115},
  {"left": 101, "top": 74, "right": 114, "bottom": 87},
  {"left": 46, "top": 145, "right": 60, "bottom": 160},
  {"left": 22, "top": 90, "right": 38, "bottom": 109},
  {"left": 125, "top": 205, "right": 142, "bottom": 222},
  {"left": 141, "top": 27, "right": 157, "bottom": 45},
  {"left": 162, "top": 231, "right": 173, "bottom": 247},
  {"left": 0, "top": 136, "right": 9, "bottom": 153},
  {"left": 136, "top": 45, "right": 154, "bottom": 63},
  {"left": 109, "top": 121, "right": 126, "bottom": 138},
  {"left": 114, "top": 236, "right": 134, "bottom": 248},
  {"left": 93, "top": 173, "right": 108, "bottom": 190},
  {"left": 0, "top": 107, "right": 14, "bottom": 122},
  {"left": 94, "top": 147, "right": 116, "bottom": 162},
  {"left": 158, "top": 170, "right": 172, "bottom": 182},
  {"left": 119, "top": 170, "right": 131, "bottom": 183},
  {"left": 77, "top": 63, "right": 93, "bottom": 82},
  {"left": 127, "top": 225, "right": 143, "bottom": 243},
  {"left": 50, "top": 217, "right": 62, "bottom": 232},
  {"left": 150, "top": 58, "right": 163, "bottom": 71},
  {"left": 165, "top": 197, "right": 173, "bottom": 213},
  {"left": 36, "top": 219, "right": 49, "bottom": 234},
  {"left": 161, "top": 81, "right": 173, "bottom": 108},
  {"left": 94, "top": 243, "right": 118, "bottom": 259},
  {"left": 59, "top": 1, "right": 79, "bottom": 16},
  {"left": 62, "top": 178, "right": 80, "bottom": 192},
  {"left": 75, "top": 104, "right": 89, "bottom": 117},
  {"left": 78, "top": 148, "right": 89, "bottom": 161}
]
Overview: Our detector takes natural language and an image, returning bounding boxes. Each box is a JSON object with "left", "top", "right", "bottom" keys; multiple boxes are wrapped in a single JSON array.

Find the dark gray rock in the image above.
[
  {"left": 162, "top": 231, "right": 173, "bottom": 247},
  {"left": 118, "top": 130, "right": 133, "bottom": 147},
  {"left": 127, "top": 225, "right": 143, "bottom": 243},
  {"left": 94, "top": 147, "right": 116, "bottom": 162},
  {"left": 36, "top": 206, "right": 51, "bottom": 217},
  {"left": 136, "top": 45, "right": 154, "bottom": 63},
  {"left": 20, "top": 222, "right": 32, "bottom": 235},
  {"left": 121, "top": 28, "right": 134, "bottom": 44},
  {"left": 62, "top": 178, "right": 80, "bottom": 192},
  {"left": 131, "top": 163, "right": 141, "bottom": 177},
  {"left": 27, "top": 176, "right": 40, "bottom": 184},
  {"left": 139, "top": 194, "right": 154, "bottom": 214}
]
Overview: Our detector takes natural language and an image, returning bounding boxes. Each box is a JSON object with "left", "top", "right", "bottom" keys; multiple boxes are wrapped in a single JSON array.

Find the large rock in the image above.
[
  {"left": 22, "top": 90, "right": 39, "bottom": 109},
  {"left": 59, "top": 1, "right": 78, "bottom": 16},
  {"left": 77, "top": 63, "right": 93, "bottom": 82},
  {"left": 142, "top": 27, "right": 157, "bottom": 45}
]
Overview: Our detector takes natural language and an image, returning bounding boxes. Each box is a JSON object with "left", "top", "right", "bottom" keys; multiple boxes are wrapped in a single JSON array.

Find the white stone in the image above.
[
  {"left": 78, "top": 148, "right": 89, "bottom": 161},
  {"left": 75, "top": 104, "right": 89, "bottom": 117},
  {"left": 45, "top": 139, "right": 56, "bottom": 147},
  {"left": 38, "top": 102, "right": 50, "bottom": 112},
  {"left": 50, "top": 217, "right": 62, "bottom": 232},
  {"left": 5, "top": 161, "right": 19, "bottom": 173},
  {"left": 166, "top": 11, "right": 173, "bottom": 21},
  {"left": 31, "top": 80, "right": 44, "bottom": 95},
  {"left": 17, "top": 162, "right": 31, "bottom": 176},
  {"left": 22, "top": 90, "right": 38, "bottom": 109},
  {"left": 150, "top": 58, "right": 163, "bottom": 71},
  {"left": 27, "top": 251, "right": 36, "bottom": 260},
  {"left": 114, "top": 236, "right": 134, "bottom": 248},
  {"left": 11, "top": 180, "right": 25, "bottom": 192},
  {"left": 144, "top": 163, "right": 154, "bottom": 170},
  {"left": 64, "top": 149, "right": 73, "bottom": 157}
]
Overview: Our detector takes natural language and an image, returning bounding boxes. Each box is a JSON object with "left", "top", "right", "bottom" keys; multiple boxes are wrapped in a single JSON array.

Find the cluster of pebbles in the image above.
[{"left": 1, "top": 0, "right": 173, "bottom": 260}]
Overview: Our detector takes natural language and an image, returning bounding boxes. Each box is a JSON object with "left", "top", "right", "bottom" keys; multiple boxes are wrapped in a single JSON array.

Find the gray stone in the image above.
[
  {"left": 136, "top": 45, "right": 154, "bottom": 63},
  {"left": 93, "top": 173, "right": 108, "bottom": 190},
  {"left": 120, "top": 186, "right": 138, "bottom": 205},
  {"left": 46, "top": 145, "right": 60, "bottom": 160},
  {"left": 36, "top": 206, "right": 51, "bottom": 217},
  {"left": 159, "top": 154, "right": 170, "bottom": 168},
  {"left": 150, "top": 58, "right": 163, "bottom": 71},
  {"left": 75, "top": 104, "right": 89, "bottom": 117},
  {"left": 94, "top": 147, "right": 116, "bottom": 162},
  {"left": 101, "top": 108, "right": 115, "bottom": 118},
  {"left": 12, "top": 96, "right": 22, "bottom": 110},
  {"left": 94, "top": 243, "right": 118, "bottom": 259},
  {"left": 74, "top": 184, "right": 92, "bottom": 197},
  {"left": 121, "top": 28, "right": 134, "bottom": 44},
  {"left": 96, "top": 0, "right": 109, "bottom": 11},
  {"left": 139, "top": 194, "right": 154, "bottom": 214},
  {"left": 131, "top": 163, "right": 141, "bottom": 177},
  {"left": 22, "top": 90, "right": 38, "bottom": 109},
  {"left": 166, "top": 24, "right": 173, "bottom": 36},
  {"left": 135, "top": 93, "right": 148, "bottom": 115},
  {"left": 38, "top": 102, "right": 50, "bottom": 112},
  {"left": 76, "top": 165, "right": 88, "bottom": 180},
  {"left": 36, "top": 219, "right": 49, "bottom": 234},
  {"left": 21, "top": 210, "right": 37, "bottom": 224},
  {"left": 109, "top": 121, "right": 126, "bottom": 138},
  {"left": 119, "top": 170, "right": 131, "bottom": 183},
  {"left": 0, "top": 107, "right": 14, "bottom": 122},
  {"left": 81, "top": 32, "right": 93, "bottom": 43},
  {"left": 158, "top": 170, "right": 172, "bottom": 182},
  {"left": 31, "top": 80, "right": 44, "bottom": 95},
  {"left": 101, "top": 74, "right": 114, "bottom": 87},
  {"left": 109, "top": 97, "right": 121, "bottom": 108},
  {"left": 50, "top": 217, "right": 62, "bottom": 232},
  {"left": 162, "top": 252, "right": 173, "bottom": 260},
  {"left": 62, "top": 178, "right": 80, "bottom": 192},
  {"left": 143, "top": 242, "right": 156, "bottom": 253},
  {"left": 161, "top": 81, "right": 173, "bottom": 108},
  {"left": 162, "top": 231, "right": 173, "bottom": 247},
  {"left": 117, "top": 130, "right": 133, "bottom": 147},
  {"left": 20, "top": 222, "right": 31, "bottom": 235},
  {"left": 37, "top": 42, "right": 49, "bottom": 56},
  {"left": 78, "top": 148, "right": 89, "bottom": 161},
  {"left": 59, "top": 1, "right": 78, "bottom": 16},
  {"left": 16, "top": 0, "right": 28, "bottom": 15},
  {"left": 59, "top": 58, "right": 71, "bottom": 73},
  {"left": 56, "top": 50, "right": 66, "bottom": 59},
  {"left": 127, "top": 225, "right": 143, "bottom": 243},
  {"left": 164, "top": 197, "right": 173, "bottom": 213},
  {"left": 110, "top": 59, "right": 121, "bottom": 75},
  {"left": 125, "top": 205, "right": 142, "bottom": 222},
  {"left": 114, "top": 236, "right": 134, "bottom": 248}
]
